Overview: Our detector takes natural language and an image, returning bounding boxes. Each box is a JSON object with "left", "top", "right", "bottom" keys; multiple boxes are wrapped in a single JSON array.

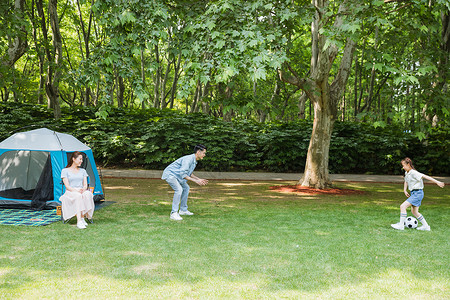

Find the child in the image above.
[{"left": 391, "top": 157, "right": 445, "bottom": 231}]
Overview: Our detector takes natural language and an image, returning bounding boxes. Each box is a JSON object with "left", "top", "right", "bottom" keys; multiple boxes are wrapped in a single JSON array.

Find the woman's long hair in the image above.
[
  {"left": 65, "top": 151, "right": 83, "bottom": 168},
  {"left": 401, "top": 157, "right": 415, "bottom": 170}
]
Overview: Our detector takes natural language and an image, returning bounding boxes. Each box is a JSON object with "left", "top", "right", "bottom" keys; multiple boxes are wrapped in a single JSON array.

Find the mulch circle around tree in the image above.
[{"left": 269, "top": 185, "right": 366, "bottom": 195}]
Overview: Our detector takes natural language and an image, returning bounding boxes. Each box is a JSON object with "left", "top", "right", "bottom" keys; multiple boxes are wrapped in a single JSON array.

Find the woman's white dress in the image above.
[{"left": 60, "top": 168, "right": 94, "bottom": 221}]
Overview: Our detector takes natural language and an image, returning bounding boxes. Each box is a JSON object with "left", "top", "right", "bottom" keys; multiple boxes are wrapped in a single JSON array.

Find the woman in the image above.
[{"left": 60, "top": 151, "right": 95, "bottom": 229}]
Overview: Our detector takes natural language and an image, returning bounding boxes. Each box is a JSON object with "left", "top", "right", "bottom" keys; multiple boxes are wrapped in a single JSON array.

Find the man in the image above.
[{"left": 161, "top": 144, "right": 208, "bottom": 220}]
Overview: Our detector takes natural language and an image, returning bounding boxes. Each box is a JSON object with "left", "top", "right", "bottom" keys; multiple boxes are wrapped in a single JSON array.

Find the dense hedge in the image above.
[{"left": 0, "top": 102, "right": 448, "bottom": 175}]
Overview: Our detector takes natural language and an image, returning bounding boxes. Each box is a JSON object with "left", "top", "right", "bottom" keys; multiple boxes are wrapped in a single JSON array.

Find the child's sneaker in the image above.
[
  {"left": 416, "top": 225, "right": 431, "bottom": 231},
  {"left": 179, "top": 210, "right": 194, "bottom": 216},
  {"left": 391, "top": 222, "right": 404, "bottom": 230}
]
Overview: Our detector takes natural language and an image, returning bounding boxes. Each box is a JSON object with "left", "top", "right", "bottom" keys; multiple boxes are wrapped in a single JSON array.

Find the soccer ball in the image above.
[{"left": 404, "top": 216, "right": 418, "bottom": 229}]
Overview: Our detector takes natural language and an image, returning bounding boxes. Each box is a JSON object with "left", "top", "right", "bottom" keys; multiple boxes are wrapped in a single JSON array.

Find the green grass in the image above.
[{"left": 1, "top": 179, "right": 449, "bottom": 299}]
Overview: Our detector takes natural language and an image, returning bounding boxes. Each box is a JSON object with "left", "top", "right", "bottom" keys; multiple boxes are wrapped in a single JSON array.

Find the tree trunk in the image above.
[
  {"left": 37, "top": 49, "right": 45, "bottom": 104},
  {"left": 140, "top": 48, "right": 146, "bottom": 109},
  {"left": 169, "top": 52, "right": 182, "bottom": 109},
  {"left": 279, "top": 85, "right": 298, "bottom": 121},
  {"left": 220, "top": 83, "right": 233, "bottom": 121},
  {"left": 356, "top": 40, "right": 366, "bottom": 116},
  {"left": 153, "top": 44, "right": 161, "bottom": 108},
  {"left": 160, "top": 58, "right": 171, "bottom": 108},
  {"left": 279, "top": 0, "right": 356, "bottom": 189},
  {"left": 0, "top": 0, "right": 27, "bottom": 93},
  {"left": 270, "top": 80, "right": 280, "bottom": 121},
  {"left": 2, "top": 87, "right": 9, "bottom": 101},
  {"left": 200, "top": 81, "right": 210, "bottom": 114},
  {"left": 353, "top": 55, "right": 358, "bottom": 118},
  {"left": 298, "top": 93, "right": 307, "bottom": 119},
  {"left": 117, "top": 75, "right": 124, "bottom": 108},
  {"left": 1, "top": 0, "right": 28, "bottom": 68},
  {"left": 434, "top": 11, "right": 449, "bottom": 126},
  {"left": 190, "top": 79, "right": 201, "bottom": 113},
  {"left": 76, "top": 0, "right": 94, "bottom": 106},
  {"left": 361, "top": 26, "right": 379, "bottom": 113},
  {"left": 47, "top": 0, "right": 62, "bottom": 119},
  {"left": 37, "top": 0, "right": 60, "bottom": 117},
  {"left": 29, "top": 0, "right": 45, "bottom": 104},
  {"left": 300, "top": 98, "right": 334, "bottom": 188}
]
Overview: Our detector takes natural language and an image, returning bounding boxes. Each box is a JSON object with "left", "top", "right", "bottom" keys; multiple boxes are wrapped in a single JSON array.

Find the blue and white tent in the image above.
[{"left": 0, "top": 128, "right": 104, "bottom": 209}]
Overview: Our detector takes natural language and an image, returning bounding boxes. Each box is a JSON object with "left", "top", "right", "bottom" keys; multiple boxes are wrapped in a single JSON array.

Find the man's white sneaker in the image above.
[
  {"left": 391, "top": 222, "right": 404, "bottom": 230},
  {"left": 170, "top": 212, "right": 183, "bottom": 221},
  {"left": 77, "top": 222, "right": 87, "bottom": 229},
  {"left": 179, "top": 210, "right": 194, "bottom": 216},
  {"left": 416, "top": 225, "right": 431, "bottom": 231}
]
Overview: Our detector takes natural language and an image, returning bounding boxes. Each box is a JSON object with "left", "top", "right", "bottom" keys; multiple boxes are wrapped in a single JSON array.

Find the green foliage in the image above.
[
  {"left": 2, "top": 0, "right": 448, "bottom": 136},
  {"left": 330, "top": 122, "right": 408, "bottom": 174},
  {"left": 259, "top": 121, "right": 311, "bottom": 172},
  {"left": 0, "top": 103, "right": 448, "bottom": 175}
]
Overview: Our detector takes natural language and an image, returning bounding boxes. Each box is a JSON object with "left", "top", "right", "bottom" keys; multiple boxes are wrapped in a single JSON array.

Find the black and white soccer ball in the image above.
[{"left": 404, "top": 216, "right": 418, "bottom": 229}]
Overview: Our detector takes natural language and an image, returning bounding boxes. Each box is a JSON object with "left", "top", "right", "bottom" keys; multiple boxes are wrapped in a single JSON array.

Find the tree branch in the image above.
[
  {"left": 330, "top": 37, "right": 356, "bottom": 108},
  {"left": 385, "top": 3, "right": 412, "bottom": 14},
  {"left": 278, "top": 65, "right": 304, "bottom": 88}
]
